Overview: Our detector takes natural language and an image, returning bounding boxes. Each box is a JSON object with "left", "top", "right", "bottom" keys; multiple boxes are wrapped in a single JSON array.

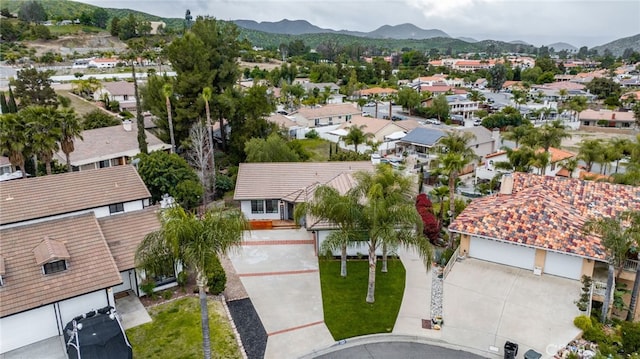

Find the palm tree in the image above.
[
  {"left": 436, "top": 132, "right": 477, "bottom": 247},
  {"left": 584, "top": 212, "right": 638, "bottom": 320},
  {"left": 608, "top": 138, "right": 631, "bottom": 174},
  {"left": 352, "top": 165, "right": 432, "bottom": 303},
  {"left": 578, "top": 139, "right": 604, "bottom": 172},
  {"left": 501, "top": 123, "right": 533, "bottom": 147},
  {"left": 136, "top": 206, "right": 247, "bottom": 359},
  {"left": 162, "top": 83, "right": 176, "bottom": 153},
  {"left": 623, "top": 211, "right": 640, "bottom": 321},
  {"left": 201, "top": 87, "right": 216, "bottom": 200},
  {"left": 20, "top": 106, "right": 62, "bottom": 175},
  {"left": 58, "top": 108, "right": 83, "bottom": 172},
  {"left": 0, "top": 113, "right": 28, "bottom": 178},
  {"left": 343, "top": 124, "right": 374, "bottom": 153},
  {"left": 429, "top": 185, "right": 449, "bottom": 227},
  {"left": 295, "top": 184, "right": 363, "bottom": 277}
]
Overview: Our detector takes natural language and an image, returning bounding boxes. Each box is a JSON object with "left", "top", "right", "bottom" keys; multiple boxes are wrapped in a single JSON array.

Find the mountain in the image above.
[
  {"left": 366, "top": 23, "right": 449, "bottom": 39},
  {"left": 509, "top": 40, "right": 530, "bottom": 45},
  {"left": 592, "top": 33, "right": 640, "bottom": 57},
  {"left": 233, "top": 19, "right": 449, "bottom": 40},
  {"left": 233, "top": 19, "right": 330, "bottom": 36},
  {"left": 547, "top": 42, "right": 577, "bottom": 52}
]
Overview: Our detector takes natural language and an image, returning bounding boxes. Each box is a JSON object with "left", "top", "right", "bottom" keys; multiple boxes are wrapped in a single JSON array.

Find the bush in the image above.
[
  {"left": 206, "top": 255, "right": 227, "bottom": 295},
  {"left": 622, "top": 321, "right": 640, "bottom": 354},
  {"left": 119, "top": 110, "right": 133, "bottom": 119},
  {"left": 215, "top": 174, "right": 234, "bottom": 195},
  {"left": 305, "top": 129, "right": 319, "bottom": 139},
  {"left": 440, "top": 248, "right": 454, "bottom": 266},
  {"left": 582, "top": 324, "right": 609, "bottom": 344},
  {"left": 573, "top": 315, "right": 593, "bottom": 331},
  {"left": 161, "top": 290, "right": 173, "bottom": 300},
  {"left": 140, "top": 279, "right": 157, "bottom": 298},
  {"left": 176, "top": 271, "right": 188, "bottom": 288}
]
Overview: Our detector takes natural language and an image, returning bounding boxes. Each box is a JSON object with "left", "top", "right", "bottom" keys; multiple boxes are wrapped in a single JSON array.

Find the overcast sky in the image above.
[{"left": 76, "top": 0, "right": 639, "bottom": 48}]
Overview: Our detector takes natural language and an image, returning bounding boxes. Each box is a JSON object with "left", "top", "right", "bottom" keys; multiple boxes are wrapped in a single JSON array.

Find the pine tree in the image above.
[
  {"left": 7, "top": 87, "right": 18, "bottom": 113},
  {"left": 0, "top": 92, "right": 8, "bottom": 114}
]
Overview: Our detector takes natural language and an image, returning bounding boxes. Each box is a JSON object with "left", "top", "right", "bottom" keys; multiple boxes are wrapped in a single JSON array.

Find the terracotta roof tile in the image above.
[
  {"left": 98, "top": 206, "right": 162, "bottom": 271},
  {"left": 0, "top": 165, "right": 151, "bottom": 226},
  {"left": 450, "top": 172, "right": 640, "bottom": 260},
  {"left": 0, "top": 213, "right": 122, "bottom": 317},
  {"left": 33, "top": 237, "right": 71, "bottom": 266}
]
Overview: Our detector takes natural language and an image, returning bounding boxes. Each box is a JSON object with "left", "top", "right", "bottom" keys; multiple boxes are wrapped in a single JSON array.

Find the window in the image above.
[
  {"left": 251, "top": 200, "right": 264, "bottom": 214},
  {"left": 43, "top": 260, "right": 67, "bottom": 274},
  {"left": 123, "top": 95, "right": 129, "bottom": 101},
  {"left": 0, "top": 275, "right": 3, "bottom": 286},
  {"left": 265, "top": 199, "right": 279, "bottom": 214},
  {"left": 99, "top": 160, "right": 110, "bottom": 168},
  {"left": 109, "top": 203, "right": 124, "bottom": 214}
]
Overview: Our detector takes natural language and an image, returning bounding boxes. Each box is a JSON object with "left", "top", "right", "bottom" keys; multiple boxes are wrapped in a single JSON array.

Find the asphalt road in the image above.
[{"left": 313, "top": 341, "right": 487, "bottom": 359}]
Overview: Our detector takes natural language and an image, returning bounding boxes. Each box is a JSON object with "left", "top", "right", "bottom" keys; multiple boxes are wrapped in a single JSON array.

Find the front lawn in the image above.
[
  {"left": 319, "top": 259, "right": 405, "bottom": 340},
  {"left": 126, "top": 296, "right": 242, "bottom": 359},
  {"left": 293, "top": 138, "right": 331, "bottom": 161}
]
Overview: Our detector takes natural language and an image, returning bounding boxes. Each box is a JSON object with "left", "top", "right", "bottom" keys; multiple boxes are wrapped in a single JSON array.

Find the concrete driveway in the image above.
[
  {"left": 442, "top": 259, "right": 582, "bottom": 358},
  {"left": 228, "top": 229, "right": 335, "bottom": 359}
]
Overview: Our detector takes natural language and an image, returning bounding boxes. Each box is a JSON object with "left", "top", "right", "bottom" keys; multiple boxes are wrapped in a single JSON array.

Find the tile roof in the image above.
[
  {"left": 295, "top": 103, "right": 360, "bottom": 119},
  {"left": 53, "top": 123, "right": 170, "bottom": 167},
  {"left": 579, "top": 109, "right": 635, "bottom": 122},
  {"left": 234, "top": 162, "right": 374, "bottom": 200},
  {"left": 458, "top": 126, "right": 494, "bottom": 146},
  {"left": 338, "top": 116, "right": 396, "bottom": 137},
  {"left": 99, "top": 206, "right": 161, "bottom": 271},
  {"left": 450, "top": 172, "right": 640, "bottom": 260},
  {"left": 358, "top": 87, "right": 398, "bottom": 96},
  {"left": 266, "top": 114, "right": 298, "bottom": 128},
  {"left": 399, "top": 127, "right": 445, "bottom": 147},
  {"left": 33, "top": 237, "right": 71, "bottom": 266},
  {"left": 0, "top": 165, "right": 151, "bottom": 226},
  {"left": 0, "top": 213, "right": 122, "bottom": 317}
]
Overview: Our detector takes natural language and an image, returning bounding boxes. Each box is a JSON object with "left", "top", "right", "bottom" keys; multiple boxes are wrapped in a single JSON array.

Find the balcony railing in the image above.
[{"left": 624, "top": 259, "right": 639, "bottom": 273}]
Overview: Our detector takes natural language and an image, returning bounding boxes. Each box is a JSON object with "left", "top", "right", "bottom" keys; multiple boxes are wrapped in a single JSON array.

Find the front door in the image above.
[{"left": 287, "top": 202, "right": 295, "bottom": 220}]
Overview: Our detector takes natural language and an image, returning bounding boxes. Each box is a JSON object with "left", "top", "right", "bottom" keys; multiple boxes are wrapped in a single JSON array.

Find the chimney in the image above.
[
  {"left": 499, "top": 174, "right": 514, "bottom": 195},
  {"left": 611, "top": 113, "right": 615, "bottom": 120},
  {"left": 122, "top": 120, "right": 132, "bottom": 132}
]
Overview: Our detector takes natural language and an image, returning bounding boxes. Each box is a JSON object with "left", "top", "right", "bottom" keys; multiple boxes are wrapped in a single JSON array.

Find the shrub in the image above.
[
  {"left": 206, "top": 255, "right": 227, "bottom": 295},
  {"left": 573, "top": 315, "right": 593, "bottom": 331},
  {"left": 215, "top": 174, "right": 235, "bottom": 195},
  {"left": 161, "top": 290, "right": 173, "bottom": 300},
  {"left": 582, "top": 324, "right": 609, "bottom": 344},
  {"left": 440, "top": 248, "right": 454, "bottom": 266},
  {"left": 622, "top": 321, "right": 640, "bottom": 354},
  {"left": 305, "top": 129, "right": 319, "bottom": 139},
  {"left": 140, "top": 279, "right": 157, "bottom": 298},
  {"left": 176, "top": 271, "right": 188, "bottom": 288}
]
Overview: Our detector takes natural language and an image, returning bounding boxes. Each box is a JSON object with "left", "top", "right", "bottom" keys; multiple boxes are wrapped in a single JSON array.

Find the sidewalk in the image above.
[{"left": 392, "top": 247, "right": 441, "bottom": 340}]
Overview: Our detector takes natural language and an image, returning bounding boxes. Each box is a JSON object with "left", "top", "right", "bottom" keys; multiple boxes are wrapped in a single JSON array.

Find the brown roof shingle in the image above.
[
  {"left": 0, "top": 213, "right": 122, "bottom": 317},
  {"left": 234, "top": 162, "right": 374, "bottom": 200},
  {"left": 0, "top": 165, "right": 151, "bottom": 226},
  {"left": 99, "top": 206, "right": 162, "bottom": 271},
  {"left": 33, "top": 237, "right": 71, "bottom": 266},
  {"left": 449, "top": 172, "right": 640, "bottom": 260}
]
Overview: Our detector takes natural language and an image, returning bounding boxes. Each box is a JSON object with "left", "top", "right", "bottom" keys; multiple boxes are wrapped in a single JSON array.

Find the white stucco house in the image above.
[
  {"left": 93, "top": 81, "right": 136, "bottom": 112},
  {"left": 0, "top": 165, "right": 164, "bottom": 354}
]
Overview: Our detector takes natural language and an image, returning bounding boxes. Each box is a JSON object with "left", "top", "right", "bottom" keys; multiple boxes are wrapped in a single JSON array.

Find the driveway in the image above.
[
  {"left": 442, "top": 259, "right": 581, "bottom": 358},
  {"left": 228, "top": 229, "right": 335, "bottom": 359}
]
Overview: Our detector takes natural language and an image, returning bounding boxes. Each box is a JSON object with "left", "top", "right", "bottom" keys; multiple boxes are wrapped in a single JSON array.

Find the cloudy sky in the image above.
[{"left": 76, "top": 0, "right": 639, "bottom": 47}]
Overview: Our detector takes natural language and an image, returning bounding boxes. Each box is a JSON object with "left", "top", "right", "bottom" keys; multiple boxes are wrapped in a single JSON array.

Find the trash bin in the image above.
[
  {"left": 504, "top": 341, "right": 518, "bottom": 359},
  {"left": 524, "top": 349, "right": 542, "bottom": 359}
]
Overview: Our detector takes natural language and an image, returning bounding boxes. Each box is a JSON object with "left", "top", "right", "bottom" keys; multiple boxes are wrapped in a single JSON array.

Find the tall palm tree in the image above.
[
  {"left": 352, "top": 165, "right": 432, "bottom": 303},
  {"left": 0, "top": 113, "right": 28, "bottom": 178},
  {"left": 295, "top": 184, "right": 363, "bottom": 277},
  {"left": 201, "top": 87, "right": 216, "bottom": 199},
  {"left": 162, "top": 83, "right": 176, "bottom": 153},
  {"left": 58, "top": 108, "right": 83, "bottom": 172},
  {"left": 501, "top": 123, "right": 533, "bottom": 147},
  {"left": 578, "top": 139, "right": 604, "bottom": 173},
  {"left": 136, "top": 206, "right": 247, "bottom": 359},
  {"left": 608, "top": 138, "right": 631, "bottom": 174},
  {"left": 343, "top": 124, "right": 374, "bottom": 153},
  {"left": 19, "top": 106, "right": 62, "bottom": 175},
  {"left": 429, "top": 185, "right": 449, "bottom": 227},
  {"left": 584, "top": 212, "right": 638, "bottom": 320},
  {"left": 436, "top": 132, "right": 477, "bottom": 247}
]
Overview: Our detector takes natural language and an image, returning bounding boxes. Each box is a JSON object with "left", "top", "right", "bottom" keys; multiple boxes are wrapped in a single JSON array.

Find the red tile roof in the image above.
[{"left": 450, "top": 172, "right": 640, "bottom": 260}]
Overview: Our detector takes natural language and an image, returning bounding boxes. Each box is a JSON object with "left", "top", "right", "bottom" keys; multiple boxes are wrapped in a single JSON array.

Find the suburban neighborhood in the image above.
[{"left": 1, "top": 1, "right": 640, "bottom": 359}]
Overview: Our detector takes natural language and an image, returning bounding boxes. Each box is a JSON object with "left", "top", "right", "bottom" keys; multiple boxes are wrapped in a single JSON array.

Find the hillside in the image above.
[
  {"left": 591, "top": 33, "right": 640, "bottom": 57},
  {"left": 547, "top": 42, "right": 577, "bottom": 52},
  {"left": 366, "top": 23, "right": 449, "bottom": 40},
  {"left": 232, "top": 19, "right": 329, "bottom": 35}
]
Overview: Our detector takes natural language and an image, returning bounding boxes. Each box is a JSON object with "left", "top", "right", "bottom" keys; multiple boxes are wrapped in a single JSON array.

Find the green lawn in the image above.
[
  {"left": 319, "top": 259, "right": 406, "bottom": 340},
  {"left": 55, "top": 90, "right": 102, "bottom": 117},
  {"left": 294, "top": 138, "right": 331, "bottom": 161},
  {"left": 126, "top": 297, "right": 242, "bottom": 359}
]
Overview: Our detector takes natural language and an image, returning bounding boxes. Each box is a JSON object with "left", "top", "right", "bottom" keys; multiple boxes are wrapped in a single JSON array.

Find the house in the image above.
[
  {"left": 449, "top": 173, "right": 640, "bottom": 316},
  {"left": 357, "top": 87, "right": 398, "bottom": 98},
  {"left": 53, "top": 121, "right": 171, "bottom": 171},
  {"left": 456, "top": 126, "right": 500, "bottom": 159},
  {"left": 288, "top": 103, "right": 361, "bottom": 128},
  {"left": 445, "top": 94, "right": 479, "bottom": 120},
  {"left": 0, "top": 166, "right": 162, "bottom": 353},
  {"left": 88, "top": 58, "right": 120, "bottom": 69},
  {"left": 396, "top": 127, "right": 446, "bottom": 160},
  {"left": 579, "top": 109, "right": 636, "bottom": 129},
  {"left": 0, "top": 156, "right": 23, "bottom": 181},
  {"left": 93, "top": 81, "right": 136, "bottom": 112},
  {"left": 477, "top": 147, "right": 576, "bottom": 180},
  {"left": 233, "top": 162, "right": 373, "bottom": 222},
  {"left": 334, "top": 115, "right": 410, "bottom": 153}
]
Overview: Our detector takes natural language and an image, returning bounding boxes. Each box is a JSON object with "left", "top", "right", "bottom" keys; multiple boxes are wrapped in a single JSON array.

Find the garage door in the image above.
[
  {"left": 544, "top": 251, "right": 583, "bottom": 280},
  {"left": 0, "top": 305, "right": 60, "bottom": 354},
  {"left": 469, "top": 236, "right": 535, "bottom": 270}
]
